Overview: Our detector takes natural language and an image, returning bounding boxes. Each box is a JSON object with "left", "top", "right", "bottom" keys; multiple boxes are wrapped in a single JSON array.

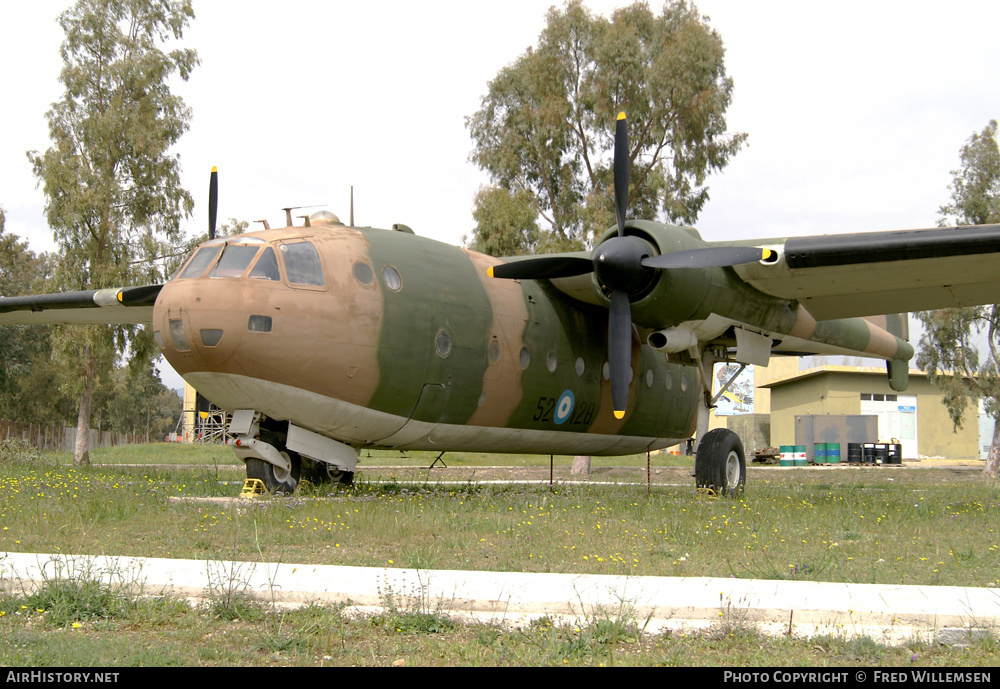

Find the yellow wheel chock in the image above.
[{"left": 240, "top": 478, "right": 267, "bottom": 498}]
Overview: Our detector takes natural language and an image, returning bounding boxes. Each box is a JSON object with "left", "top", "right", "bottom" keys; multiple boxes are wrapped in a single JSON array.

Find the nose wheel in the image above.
[{"left": 695, "top": 428, "right": 746, "bottom": 498}]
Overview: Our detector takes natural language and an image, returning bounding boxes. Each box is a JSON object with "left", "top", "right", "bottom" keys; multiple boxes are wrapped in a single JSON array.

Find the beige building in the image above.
[{"left": 710, "top": 359, "right": 980, "bottom": 460}]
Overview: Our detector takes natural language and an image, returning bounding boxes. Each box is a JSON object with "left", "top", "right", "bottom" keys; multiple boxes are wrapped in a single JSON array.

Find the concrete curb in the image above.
[{"left": 2, "top": 551, "right": 998, "bottom": 645}]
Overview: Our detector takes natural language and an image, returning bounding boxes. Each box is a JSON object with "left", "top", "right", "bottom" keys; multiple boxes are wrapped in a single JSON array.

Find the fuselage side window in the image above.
[
  {"left": 248, "top": 247, "right": 281, "bottom": 281},
  {"left": 209, "top": 245, "right": 260, "bottom": 279},
  {"left": 280, "top": 242, "right": 325, "bottom": 287}
]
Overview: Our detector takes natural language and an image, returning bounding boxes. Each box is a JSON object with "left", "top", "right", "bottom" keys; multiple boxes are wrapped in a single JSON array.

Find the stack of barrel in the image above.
[
  {"left": 845, "top": 443, "right": 902, "bottom": 465},
  {"left": 779, "top": 445, "right": 808, "bottom": 466},
  {"left": 814, "top": 442, "right": 842, "bottom": 464},
  {"left": 779, "top": 444, "right": 844, "bottom": 465}
]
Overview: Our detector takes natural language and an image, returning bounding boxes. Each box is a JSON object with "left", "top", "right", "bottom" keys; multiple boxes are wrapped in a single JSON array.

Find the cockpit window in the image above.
[
  {"left": 169, "top": 249, "right": 196, "bottom": 281},
  {"left": 248, "top": 247, "right": 281, "bottom": 281},
  {"left": 176, "top": 244, "right": 223, "bottom": 280},
  {"left": 280, "top": 242, "right": 325, "bottom": 287},
  {"left": 209, "top": 245, "right": 260, "bottom": 279}
]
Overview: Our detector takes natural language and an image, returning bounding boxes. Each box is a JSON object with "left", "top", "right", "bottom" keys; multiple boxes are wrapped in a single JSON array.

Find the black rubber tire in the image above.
[
  {"left": 302, "top": 457, "right": 354, "bottom": 486},
  {"left": 329, "top": 468, "right": 354, "bottom": 486},
  {"left": 245, "top": 451, "right": 301, "bottom": 495},
  {"left": 695, "top": 428, "right": 746, "bottom": 498}
]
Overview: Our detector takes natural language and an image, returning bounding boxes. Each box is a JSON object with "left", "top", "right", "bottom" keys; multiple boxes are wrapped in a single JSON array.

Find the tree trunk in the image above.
[
  {"left": 985, "top": 419, "right": 1000, "bottom": 479},
  {"left": 73, "top": 346, "right": 95, "bottom": 467},
  {"left": 571, "top": 455, "right": 591, "bottom": 475}
]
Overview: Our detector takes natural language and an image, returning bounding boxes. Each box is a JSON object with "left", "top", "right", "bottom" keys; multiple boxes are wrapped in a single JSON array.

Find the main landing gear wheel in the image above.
[
  {"left": 246, "top": 451, "right": 301, "bottom": 495},
  {"left": 695, "top": 428, "right": 746, "bottom": 498},
  {"left": 302, "top": 458, "right": 354, "bottom": 487}
]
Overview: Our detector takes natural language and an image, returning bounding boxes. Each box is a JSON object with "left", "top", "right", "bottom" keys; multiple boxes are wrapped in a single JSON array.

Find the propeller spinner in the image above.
[{"left": 488, "top": 113, "right": 768, "bottom": 418}]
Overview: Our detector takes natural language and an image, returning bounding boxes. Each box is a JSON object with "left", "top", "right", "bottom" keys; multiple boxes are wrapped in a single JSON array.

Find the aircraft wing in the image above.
[
  {"left": 733, "top": 224, "right": 1000, "bottom": 321},
  {"left": 0, "top": 284, "right": 162, "bottom": 326}
]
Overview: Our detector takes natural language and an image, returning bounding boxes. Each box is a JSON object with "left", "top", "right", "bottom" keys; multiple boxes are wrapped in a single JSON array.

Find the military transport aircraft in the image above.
[{"left": 3, "top": 114, "right": 1000, "bottom": 497}]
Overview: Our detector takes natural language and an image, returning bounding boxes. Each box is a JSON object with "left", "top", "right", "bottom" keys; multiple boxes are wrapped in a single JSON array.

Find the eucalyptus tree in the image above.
[
  {"left": 916, "top": 120, "right": 1000, "bottom": 478},
  {"left": 28, "top": 0, "right": 198, "bottom": 466},
  {"left": 466, "top": 0, "right": 746, "bottom": 254}
]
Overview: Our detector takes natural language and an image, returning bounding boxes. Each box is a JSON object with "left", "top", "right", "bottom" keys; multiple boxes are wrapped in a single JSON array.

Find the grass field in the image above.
[{"left": 1, "top": 440, "right": 997, "bottom": 667}]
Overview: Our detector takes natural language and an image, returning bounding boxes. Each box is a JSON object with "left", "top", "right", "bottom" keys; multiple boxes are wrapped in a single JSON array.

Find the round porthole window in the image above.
[
  {"left": 352, "top": 261, "right": 374, "bottom": 286},
  {"left": 519, "top": 346, "right": 531, "bottom": 370},
  {"left": 435, "top": 329, "right": 452, "bottom": 358},
  {"left": 575, "top": 357, "right": 585, "bottom": 377},
  {"left": 546, "top": 351, "right": 558, "bottom": 373},
  {"left": 382, "top": 265, "right": 401, "bottom": 291},
  {"left": 488, "top": 338, "right": 501, "bottom": 364}
]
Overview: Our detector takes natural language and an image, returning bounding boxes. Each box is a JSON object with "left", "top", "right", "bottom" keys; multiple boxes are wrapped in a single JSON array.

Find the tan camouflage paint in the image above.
[
  {"left": 155, "top": 227, "right": 383, "bottom": 409},
  {"left": 463, "top": 250, "right": 529, "bottom": 428},
  {"left": 788, "top": 305, "right": 818, "bottom": 340}
]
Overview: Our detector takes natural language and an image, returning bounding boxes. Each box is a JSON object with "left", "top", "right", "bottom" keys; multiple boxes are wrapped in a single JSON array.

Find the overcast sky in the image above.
[{"left": 2, "top": 0, "right": 999, "bottom": 389}]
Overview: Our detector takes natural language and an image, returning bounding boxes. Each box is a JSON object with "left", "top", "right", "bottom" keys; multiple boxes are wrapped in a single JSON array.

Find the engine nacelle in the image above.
[
  {"left": 592, "top": 220, "right": 712, "bottom": 328},
  {"left": 590, "top": 220, "right": 799, "bottom": 336}
]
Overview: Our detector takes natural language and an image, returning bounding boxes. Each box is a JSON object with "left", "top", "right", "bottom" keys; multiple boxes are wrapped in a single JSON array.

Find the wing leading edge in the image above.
[
  {"left": 0, "top": 284, "right": 162, "bottom": 326},
  {"left": 735, "top": 224, "right": 1000, "bottom": 321}
]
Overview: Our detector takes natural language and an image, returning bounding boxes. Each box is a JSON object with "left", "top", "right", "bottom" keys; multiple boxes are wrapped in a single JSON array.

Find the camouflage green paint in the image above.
[
  {"left": 617, "top": 222, "right": 913, "bottom": 361},
  {"left": 362, "top": 225, "right": 702, "bottom": 441},
  {"left": 364, "top": 228, "right": 493, "bottom": 424},
  {"left": 504, "top": 281, "right": 609, "bottom": 432}
]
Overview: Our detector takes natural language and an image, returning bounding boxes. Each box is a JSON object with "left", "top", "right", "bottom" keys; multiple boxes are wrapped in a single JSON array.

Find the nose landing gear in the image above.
[
  {"left": 228, "top": 412, "right": 359, "bottom": 495},
  {"left": 245, "top": 452, "right": 301, "bottom": 495}
]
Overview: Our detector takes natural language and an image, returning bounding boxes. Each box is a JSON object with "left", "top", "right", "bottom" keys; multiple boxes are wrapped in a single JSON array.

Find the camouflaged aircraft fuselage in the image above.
[
  {"left": 155, "top": 221, "right": 702, "bottom": 456},
  {"left": 152, "top": 218, "right": 912, "bottom": 456}
]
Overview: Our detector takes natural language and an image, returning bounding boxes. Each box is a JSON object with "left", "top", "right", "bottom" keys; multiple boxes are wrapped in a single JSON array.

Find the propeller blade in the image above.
[
  {"left": 613, "top": 112, "right": 630, "bottom": 237},
  {"left": 488, "top": 256, "right": 594, "bottom": 280},
  {"left": 642, "top": 246, "right": 771, "bottom": 270},
  {"left": 208, "top": 167, "right": 218, "bottom": 241},
  {"left": 608, "top": 289, "right": 632, "bottom": 419}
]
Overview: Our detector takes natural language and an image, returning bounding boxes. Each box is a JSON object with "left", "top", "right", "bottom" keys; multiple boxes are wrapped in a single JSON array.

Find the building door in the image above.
[{"left": 861, "top": 394, "right": 917, "bottom": 459}]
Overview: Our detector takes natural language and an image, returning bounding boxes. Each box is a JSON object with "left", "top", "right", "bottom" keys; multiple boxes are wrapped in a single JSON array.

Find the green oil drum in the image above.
[
  {"left": 779, "top": 445, "right": 794, "bottom": 467},
  {"left": 793, "top": 445, "right": 807, "bottom": 467}
]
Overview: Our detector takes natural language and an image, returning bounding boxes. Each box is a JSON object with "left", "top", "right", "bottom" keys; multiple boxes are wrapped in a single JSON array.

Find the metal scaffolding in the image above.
[{"left": 197, "top": 406, "right": 230, "bottom": 444}]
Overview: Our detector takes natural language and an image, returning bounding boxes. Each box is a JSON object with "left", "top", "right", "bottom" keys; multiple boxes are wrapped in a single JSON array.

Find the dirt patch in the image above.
[
  {"left": 358, "top": 464, "right": 695, "bottom": 484},
  {"left": 356, "top": 462, "right": 990, "bottom": 488}
]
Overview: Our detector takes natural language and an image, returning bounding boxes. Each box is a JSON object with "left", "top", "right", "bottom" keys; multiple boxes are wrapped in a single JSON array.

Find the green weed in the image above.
[{"left": 0, "top": 439, "right": 45, "bottom": 467}]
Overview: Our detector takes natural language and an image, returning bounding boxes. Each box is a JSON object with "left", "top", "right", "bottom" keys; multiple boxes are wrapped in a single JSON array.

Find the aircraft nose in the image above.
[{"left": 153, "top": 281, "right": 247, "bottom": 375}]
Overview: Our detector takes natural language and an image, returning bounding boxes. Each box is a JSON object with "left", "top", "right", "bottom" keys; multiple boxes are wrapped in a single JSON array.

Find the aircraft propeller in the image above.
[
  {"left": 491, "top": 113, "right": 770, "bottom": 418},
  {"left": 208, "top": 166, "right": 219, "bottom": 241}
]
